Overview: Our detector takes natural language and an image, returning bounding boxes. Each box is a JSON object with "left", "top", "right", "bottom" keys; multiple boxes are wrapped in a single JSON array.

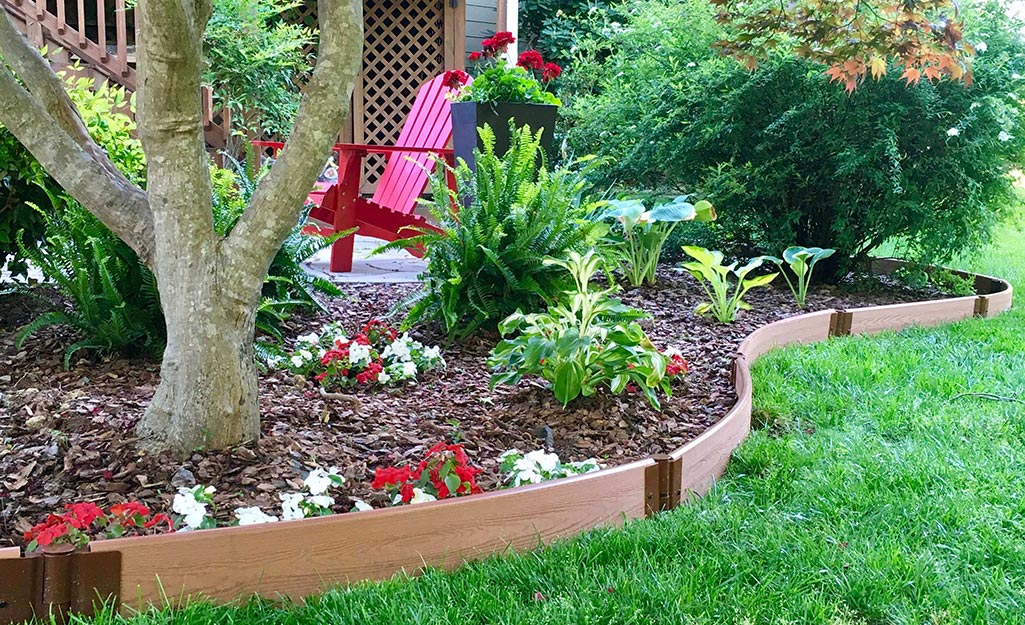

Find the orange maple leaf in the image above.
[{"left": 901, "top": 66, "right": 922, "bottom": 85}]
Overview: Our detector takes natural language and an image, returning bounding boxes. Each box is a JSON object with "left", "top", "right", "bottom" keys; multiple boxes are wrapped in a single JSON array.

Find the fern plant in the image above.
[
  {"left": 381, "top": 124, "right": 605, "bottom": 340},
  {"left": 12, "top": 198, "right": 165, "bottom": 367}
]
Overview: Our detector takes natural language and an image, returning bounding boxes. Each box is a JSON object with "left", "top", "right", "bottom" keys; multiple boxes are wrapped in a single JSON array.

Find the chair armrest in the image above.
[{"left": 332, "top": 143, "right": 453, "bottom": 156}]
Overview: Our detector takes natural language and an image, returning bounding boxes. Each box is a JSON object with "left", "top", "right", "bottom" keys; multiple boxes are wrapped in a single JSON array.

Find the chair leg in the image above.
[{"left": 328, "top": 152, "right": 364, "bottom": 273}]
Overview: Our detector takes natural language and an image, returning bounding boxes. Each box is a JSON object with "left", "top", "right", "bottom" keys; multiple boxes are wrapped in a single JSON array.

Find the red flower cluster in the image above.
[
  {"left": 442, "top": 69, "right": 470, "bottom": 90},
  {"left": 318, "top": 323, "right": 394, "bottom": 387},
  {"left": 372, "top": 442, "right": 483, "bottom": 504},
  {"left": 665, "top": 354, "right": 689, "bottom": 377},
  {"left": 516, "top": 50, "right": 543, "bottom": 70},
  {"left": 541, "top": 62, "right": 562, "bottom": 83},
  {"left": 24, "top": 501, "right": 172, "bottom": 550},
  {"left": 481, "top": 31, "right": 515, "bottom": 57}
]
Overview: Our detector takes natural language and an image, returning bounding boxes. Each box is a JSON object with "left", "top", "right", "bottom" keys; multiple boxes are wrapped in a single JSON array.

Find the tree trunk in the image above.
[{"left": 137, "top": 269, "right": 261, "bottom": 451}]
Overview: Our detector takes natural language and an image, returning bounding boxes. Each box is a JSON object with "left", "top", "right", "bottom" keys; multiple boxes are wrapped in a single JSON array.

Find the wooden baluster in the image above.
[
  {"left": 97, "top": 0, "right": 107, "bottom": 60},
  {"left": 34, "top": 0, "right": 43, "bottom": 19},
  {"left": 57, "top": 0, "right": 67, "bottom": 34},
  {"left": 76, "top": 0, "right": 86, "bottom": 45},
  {"left": 115, "top": 0, "right": 127, "bottom": 77}
]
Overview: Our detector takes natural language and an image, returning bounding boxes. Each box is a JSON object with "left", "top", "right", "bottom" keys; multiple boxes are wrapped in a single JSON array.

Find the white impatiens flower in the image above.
[
  {"left": 947, "top": 127, "right": 960, "bottom": 137},
  {"left": 299, "top": 350, "right": 313, "bottom": 361},
  {"left": 423, "top": 345, "right": 441, "bottom": 361},
  {"left": 378, "top": 371, "right": 392, "bottom": 384},
  {"left": 409, "top": 488, "right": 437, "bottom": 504},
  {"left": 999, "top": 130, "right": 1012, "bottom": 142},
  {"left": 348, "top": 342, "right": 372, "bottom": 364},
  {"left": 402, "top": 361, "right": 418, "bottom": 378},
  {"left": 664, "top": 346, "right": 684, "bottom": 359},
  {"left": 290, "top": 355, "right": 305, "bottom": 368},
  {"left": 383, "top": 336, "right": 412, "bottom": 361},
  {"left": 304, "top": 467, "right": 343, "bottom": 495},
  {"left": 172, "top": 487, "right": 209, "bottom": 530},
  {"left": 524, "top": 450, "right": 560, "bottom": 473},
  {"left": 976, "top": 41, "right": 988, "bottom": 53},
  {"left": 297, "top": 332, "right": 320, "bottom": 345},
  {"left": 306, "top": 494, "right": 335, "bottom": 509},
  {"left": 234, "top": 507, "right": 278, "bottom": 525},
  {"left": 280, "top": 492, "right": 305, "bottom": 520},
  {"left": 351, "top": 499, "right": 374, "bottom": 512}
]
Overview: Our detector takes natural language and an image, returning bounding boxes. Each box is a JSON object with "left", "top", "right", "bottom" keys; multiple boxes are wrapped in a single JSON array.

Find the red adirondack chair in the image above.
[{"left": 254, "top": 75, "right": 459, "bottom": 272}]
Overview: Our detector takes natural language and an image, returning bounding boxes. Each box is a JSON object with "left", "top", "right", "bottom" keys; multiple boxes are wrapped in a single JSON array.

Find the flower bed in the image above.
[{"left": 0, "top": 261, "right": 1012, "bottom": 622}]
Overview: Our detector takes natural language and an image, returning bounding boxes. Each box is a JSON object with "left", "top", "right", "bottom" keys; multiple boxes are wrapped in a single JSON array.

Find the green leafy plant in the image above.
[
  {"left": 381, "top": 124, "right": 604, "bottom": 340},
  {"left": 599, "top": 195, "right": 716, "bottom": 287},
  {"left": 681, "top": 246, "right": 778, "bottom": 323},
  {"left": 203, "top": 0, "right": 316, "bottom": 154},
  {"left": 13, "top": 199, "right": 165, "bottom": 367},
  {"left": 488, "top": 250, "right": 688, "bottom": 409},
  {"left": 764, "top": 246, "right": 835, "bottom": 308}
]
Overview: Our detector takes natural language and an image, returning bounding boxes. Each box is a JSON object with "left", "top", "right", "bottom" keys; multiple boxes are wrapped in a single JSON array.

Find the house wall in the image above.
[{"left": 464, "top": 0, "right": 516, "bottom": 59}]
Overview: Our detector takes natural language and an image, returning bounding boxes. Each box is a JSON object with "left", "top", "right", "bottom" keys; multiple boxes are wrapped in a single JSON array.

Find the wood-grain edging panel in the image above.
[
  {"left": 90, "top": 459, "right": 653, "bottom": 606},
  {"left": 844, "top": 296, "right": 979, "bottom": 336}
]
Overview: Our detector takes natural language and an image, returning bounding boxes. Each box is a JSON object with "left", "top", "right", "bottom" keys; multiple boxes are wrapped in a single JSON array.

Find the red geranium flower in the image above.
[
  {"left": 442, "top": 69, "right": 470, "bottom": 90},
  {"left": 517, "top": 50, "right": 544, "bottom": 70},
  {"left": 468, "top": 51, "right": 482, "bottom": 62},
  {"left": 541, "top": 62, "right": 562, "bottom": 82},
  {"left": 482, "top": 31, "right": 515, "bottom": 55}
]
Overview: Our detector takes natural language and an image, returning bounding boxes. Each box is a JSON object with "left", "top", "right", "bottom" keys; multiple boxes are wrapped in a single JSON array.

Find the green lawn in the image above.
[{"left": 89, "top": 224, "right": 1025, "bottom": 625}]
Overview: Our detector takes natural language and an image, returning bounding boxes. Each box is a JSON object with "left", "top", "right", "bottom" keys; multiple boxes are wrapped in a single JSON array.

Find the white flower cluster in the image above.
[
  {"left": 379, "top": 333, "right": 444, "bottom": 384},
  {"left": 498, "top": 449, "right": 602, "bottom": 488},
  {"left": 172, "top": 485, "right": 216, "bottom": 530},
  {"left": 285, "top": 322, "right": 348, "bottom": 373},
  {"left": 391, "top": 488, "right": 437, "bottom": 506}
]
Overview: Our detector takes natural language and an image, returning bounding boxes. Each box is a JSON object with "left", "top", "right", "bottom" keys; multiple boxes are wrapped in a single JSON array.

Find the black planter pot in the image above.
[{"left": 451, "top": 101, "right": 559, "bottom": 171}]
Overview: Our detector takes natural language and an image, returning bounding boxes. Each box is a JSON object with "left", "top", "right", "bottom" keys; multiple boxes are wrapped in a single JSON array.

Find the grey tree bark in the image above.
[{"left": 0, "top": 0, "right": 363, "bottom": 451}]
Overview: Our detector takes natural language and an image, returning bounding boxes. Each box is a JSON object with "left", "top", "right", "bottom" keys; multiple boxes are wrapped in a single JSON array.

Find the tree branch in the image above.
[
  {"left": 222, "top": 0, "right": 363, "bottom": 288},
  {"left": 0, "top": 10, "right": 154, "bottom": 262},
  {"left": 0, "top": 57, "right": 154, "bottom": 263}
]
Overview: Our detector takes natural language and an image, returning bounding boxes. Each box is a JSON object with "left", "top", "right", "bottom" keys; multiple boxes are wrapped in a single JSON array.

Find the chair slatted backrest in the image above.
[{"left": 371, "top": 75, "right": 456, "bottom": 213}]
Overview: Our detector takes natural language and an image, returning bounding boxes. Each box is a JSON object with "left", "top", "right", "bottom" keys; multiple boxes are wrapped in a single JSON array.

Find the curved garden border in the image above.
[{"left": 0, "top": 259, "right": 1014, "bottom": 623}]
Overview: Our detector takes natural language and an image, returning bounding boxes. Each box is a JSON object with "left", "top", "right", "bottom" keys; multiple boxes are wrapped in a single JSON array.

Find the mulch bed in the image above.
[{"left": 0, "top": 268, "right": 939, "bottom": 547}]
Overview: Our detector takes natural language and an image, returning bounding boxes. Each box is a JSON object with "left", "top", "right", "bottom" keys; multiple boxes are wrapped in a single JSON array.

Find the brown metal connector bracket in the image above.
[
  {"left": 829, "top": 310, "right": 853, "bottom": 337},
  {"left": 974, "top": 296, "right": 989, "bottom": 318},
  {"left": 0, "top": 549, "right": 120, "bottom": 625},
  {"left": 644, "top": 455, "right": 684, "bottom": 517}
]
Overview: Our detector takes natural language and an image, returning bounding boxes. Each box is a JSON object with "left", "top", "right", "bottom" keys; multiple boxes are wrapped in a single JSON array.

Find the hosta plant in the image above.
[
  {"left": 600, "top": 196, "right": 717, "bottom": 287},
  {"left": 282, "top": 320, "right": 444, "bottom": 388},
  {"left": 372, "top": 442, "right": 483, "bottom": 505},
  {"left": 24, "top": 502, "right": 173, "bottom": 551},
  {"left": 488, "top": 250, "right": 689, "bottom": 409},
  {"left": 764, "top": 246, "right": 835, "bottom": 308},
  {"left": 681, "top": 246, "right": 778, "bottom": 323},
  {"left": 498, "top": 449, "right": 602, "bottom": 487}
]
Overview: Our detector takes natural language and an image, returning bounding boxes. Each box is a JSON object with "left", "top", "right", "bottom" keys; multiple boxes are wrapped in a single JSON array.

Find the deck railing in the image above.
[{"left": 3, "top": 0, "right": 137, "bottom": 88}]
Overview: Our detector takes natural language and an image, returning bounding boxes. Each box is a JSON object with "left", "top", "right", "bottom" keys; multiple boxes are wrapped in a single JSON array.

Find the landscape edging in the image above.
[{"left": 0, "top": 260, "right": 1013, "bottom": 623}]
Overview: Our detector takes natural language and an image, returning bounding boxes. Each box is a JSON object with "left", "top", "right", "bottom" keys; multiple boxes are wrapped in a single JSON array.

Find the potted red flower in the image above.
[{"left": 442, "top": 32, "right": 562, "bottom": 169}]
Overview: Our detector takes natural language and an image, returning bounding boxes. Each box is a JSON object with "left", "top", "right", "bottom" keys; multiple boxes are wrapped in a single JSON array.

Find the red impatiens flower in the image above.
[
  {"left": 442, "top": 69, "right": 470, "bottom": 90},
  {"left": 110, "top": 501, "right": 150, "bottom": 517},
  {"left": 468, "top": 51, "right": 482, "bottom": 62},
  {"left": 355, "top": 362, "right": 384, "bottom": 384},
  {"left": 63, "top": 502, "right": 103, "bottom": 529},
  {"left": 372, "top": 466, "right": 413, "bottom": 489},
  {"left": 665, "top": 354, "right": 689, "bottom": 377},
  {"left": 541, "top": 62, "right": 562, "bottom": 82},
  {"left": 517, "top": 50, "right": 544, "bottom": 70},
  {"left": 144, "top": 513, "right": 174, "bottom": 531}
]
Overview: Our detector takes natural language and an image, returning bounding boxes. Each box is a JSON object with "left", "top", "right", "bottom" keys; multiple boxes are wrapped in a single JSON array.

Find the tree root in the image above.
[{"left": 319, "top": 386, "right": 362, "bottom": 411}]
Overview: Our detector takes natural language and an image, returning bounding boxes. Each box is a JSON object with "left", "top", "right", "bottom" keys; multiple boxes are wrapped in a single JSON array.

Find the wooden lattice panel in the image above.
[{"left": 357, "top": 0, "right": 447, "bottom": 190}]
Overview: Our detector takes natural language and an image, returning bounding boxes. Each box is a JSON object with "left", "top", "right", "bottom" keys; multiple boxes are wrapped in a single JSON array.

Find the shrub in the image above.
[
  {"left": 565, "top": 0, "right": 1025, "bottom": 277},
  {"left": 383, "top": 124, "right": 605, "bottom": 340},
  {"left": 488, "top": 250, "right": 689, "bottom": 408}
]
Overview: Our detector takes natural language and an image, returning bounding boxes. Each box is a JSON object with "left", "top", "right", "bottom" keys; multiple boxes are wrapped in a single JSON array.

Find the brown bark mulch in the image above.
[{"left": 0, "top": 269, "right": 938, "bottom": 547}]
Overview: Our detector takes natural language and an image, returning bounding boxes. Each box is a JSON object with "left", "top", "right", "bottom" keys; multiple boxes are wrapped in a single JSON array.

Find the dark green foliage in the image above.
[
  {"left": 519, "top": 0, "right": 624, "bottom": 69},
  {"left": 566, "top": 0, "right": 1025, "bottom": 278},
  {"left": 382, "top": 125, "right": 604, "bottom": 340},
  {"left": 12, "top": 198, "right": 164, "bottom": 367},
  {"left": 0, "top": 130, "right": 55, "bottom": 278}
]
